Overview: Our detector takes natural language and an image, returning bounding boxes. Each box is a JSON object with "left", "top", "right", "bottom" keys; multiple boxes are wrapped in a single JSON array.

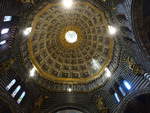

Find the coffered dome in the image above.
[
  {"left": 1, "top": 0, "right": 150, "bottom": 113},
  {"left": 21, "top": 1, "right": 118, "bottom": 92}
]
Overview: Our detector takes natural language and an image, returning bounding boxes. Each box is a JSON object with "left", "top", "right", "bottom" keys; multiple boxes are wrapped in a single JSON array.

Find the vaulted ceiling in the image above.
[{"left": 0, "top": 0, "right": 150, "bottom": 113}]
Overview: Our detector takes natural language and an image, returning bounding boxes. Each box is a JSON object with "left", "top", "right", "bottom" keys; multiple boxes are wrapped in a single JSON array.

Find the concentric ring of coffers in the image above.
[{"left": 27, "top": 2, "right": 114, "bottom": 84}]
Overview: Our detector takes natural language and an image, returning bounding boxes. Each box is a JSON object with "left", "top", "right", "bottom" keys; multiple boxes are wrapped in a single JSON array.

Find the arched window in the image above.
[
  {"left": 17, "top": 91, "right": 26, "bottom": 104},
  {"left": 1, "top": 28, "right": 9, "bottom": 35},
  {"left": 118, "top": 86, "right": 126, "bottom": 96},
  {"left": 5, "top": 79, "right": 16, "bottom": 91},
  {"left": 144, "top": 73, "right": 150, "bottom": 80},
  {"left": 11, "top": 85, "right": 21, "bottom": 98},
  {"left": 114, "top": 92, "right": 120, "bottom": 103},
  {"left": 123, "top": 80, "right": 131, "bottom": 90},
  {"left": 117, "top": 80, "right": 131, "bottom": 98},
  {"left": 3, "top": 16, "right": 12, "bottom": 22},
  {"left": 0, "top": 40, "right": 6, "bottom": 45}
]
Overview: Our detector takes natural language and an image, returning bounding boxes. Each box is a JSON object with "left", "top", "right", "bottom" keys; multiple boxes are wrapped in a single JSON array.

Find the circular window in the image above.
[{"left": 65, "top": 31, "right": 78, "bottom": 43}]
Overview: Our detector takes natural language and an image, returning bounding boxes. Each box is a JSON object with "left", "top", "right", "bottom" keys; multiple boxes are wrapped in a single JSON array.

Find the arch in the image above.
[
  {"left": 124, "top": 94, "right": 150, "bottom": 113},
  {"left": 116, "top": 88, "right": 150, "bottom": 113},
  {"left": 45, "top": 105, "right": 91, "bottom": 113},
  {"left": 53, "top": 107, "right": 85, "bottom": 113}
]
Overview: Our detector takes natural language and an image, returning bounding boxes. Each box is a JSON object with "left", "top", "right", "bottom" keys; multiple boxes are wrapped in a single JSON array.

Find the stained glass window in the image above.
[
  {"left": 5, "top": 79, "right": 16, "bottom": 91},
  {"left": 123, "top": 80, "right": 131, "bottom": 90},
  {"left": 119, "top": 86, "right": 126, "bottom": 96},
  {"left": 3, "top": 16, "right": 12, "bottom": 22},
  {"left": 114, "top": 92, "right": 120, "bottom": 103},
  {"left": 11, "top": 85, "right": 21, "bottom": 98},
  {"left": 0, "top": 40, "right": 6, "bottom": 45},
  {"left": 17, "top": 91, "right": 26, "bottom": 104},
  {"left": 1, "top": 28, "right": 9, "bottom": 35}
]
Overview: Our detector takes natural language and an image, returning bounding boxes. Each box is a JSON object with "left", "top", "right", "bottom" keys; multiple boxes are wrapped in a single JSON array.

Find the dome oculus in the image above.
[{"left": 65, "top": 31, "right": 78, "bottom": 43}]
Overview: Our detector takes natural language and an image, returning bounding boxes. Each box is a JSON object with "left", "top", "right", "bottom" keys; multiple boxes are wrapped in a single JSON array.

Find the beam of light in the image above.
[
  {"left": 23, "top": 27, "right": 32, "bottom": 36},
  {"left": 108, "top": 25, "right": 117, "bottom": 35},
  {"left": 62, "top": 0, "right": 73, "bottom": 8}
]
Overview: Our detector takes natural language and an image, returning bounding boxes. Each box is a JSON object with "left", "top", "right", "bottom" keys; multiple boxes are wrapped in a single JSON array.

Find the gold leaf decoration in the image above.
[
  {"left": 127, "top": 57, "right": 143, "bottom": 75},
  {"left": 96, "top": 97, "right": 108, "bottom": 113}
]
